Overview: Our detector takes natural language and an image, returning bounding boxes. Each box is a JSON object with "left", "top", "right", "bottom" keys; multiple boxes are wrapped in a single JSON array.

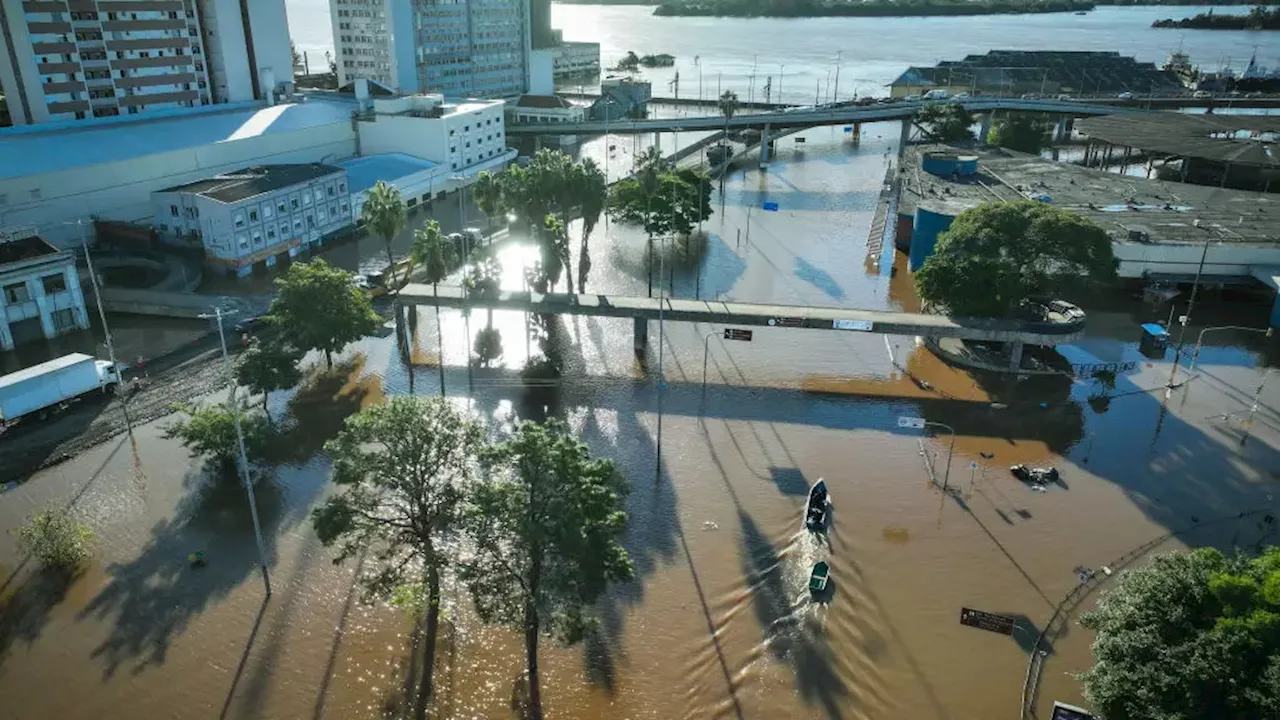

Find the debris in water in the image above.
[
  {"left": 0, "top": 481, "right": 17, "bottom": 493},
  {"left": 702, "top": 521, "right": 719, "bottom": 531},
  {"left": 188, "top": 551, "right": 207, "bottom": 568},
  {"left": 882, "top": 526, "right": 910, "bottom": 544},
  {"left": 980, "top": 452, "right": 995, "bottom": 459}
]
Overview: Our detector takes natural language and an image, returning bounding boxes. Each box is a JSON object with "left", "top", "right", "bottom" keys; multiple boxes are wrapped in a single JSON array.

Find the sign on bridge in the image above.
[
  {"left": 723, "top": 328, "right": 753, "bottom": 342},
  {"left": 833, "top": 319, "right": 873, "bottom": 332},
  {"left": 897, "top": 416, "right": 926, "bottom": 430},
  {"left": 959, "top": 607, "right": 1016, "bottom": 636}
]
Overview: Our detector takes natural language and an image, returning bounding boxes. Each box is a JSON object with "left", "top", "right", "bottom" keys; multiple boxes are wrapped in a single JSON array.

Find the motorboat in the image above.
[
  {"left": 805, "top": 480, "right": 828, "bottom": 531},
  {"left": 1010, "top": 464, "right": 1060, "bottom": 485},
  {"left": 809, "top": 561, "right": 830, "bottom": 592}
]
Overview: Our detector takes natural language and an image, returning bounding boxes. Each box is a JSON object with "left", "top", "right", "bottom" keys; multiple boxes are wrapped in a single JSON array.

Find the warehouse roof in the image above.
[
  {"left": 893, "top": 50, "right": 1183, "bottom": 94},
  {"left": 901, "top": 144, "right": 1280, "bottom": 246},
  {"left": 0, "top": 101, "right": 353, "bottom": 180},
  {"left": 0, "top": 234, "right": 61, "bottom": 266},
  {"left": 1077, "top": 113, "right": 1280, "bottom": 167},
  {"left": 338, "top": 154, "right": 438, "bottom": 195},
  {"left": 161, "top": 164, "right": 344, "bottom": 203}
]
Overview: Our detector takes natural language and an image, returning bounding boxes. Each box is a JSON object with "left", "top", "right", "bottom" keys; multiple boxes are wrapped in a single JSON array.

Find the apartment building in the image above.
[
  {"left": 153, "top": 164, "right": 352, "bottom": 277},
  {"left": 331, "top": 0, "right": 530, "bottom": 99},
  {"left": 0, "top": 0, "right": 292, "bottom": 127}
]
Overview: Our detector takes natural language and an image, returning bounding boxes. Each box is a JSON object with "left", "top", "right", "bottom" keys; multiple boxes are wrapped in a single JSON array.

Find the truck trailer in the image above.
[{"left": 0, "top": 353, "right": 121, "bottom": 425}]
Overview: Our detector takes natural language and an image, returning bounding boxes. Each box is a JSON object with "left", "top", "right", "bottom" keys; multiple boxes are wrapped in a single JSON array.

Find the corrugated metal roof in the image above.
[{"left": 1077, "top": 113, "right": 1280, "bottom": 167}]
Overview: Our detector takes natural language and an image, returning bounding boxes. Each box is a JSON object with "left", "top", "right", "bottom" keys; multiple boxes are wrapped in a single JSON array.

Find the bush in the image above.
[{"left": 18, "top": 509, "right": 93, "bottom": 571}]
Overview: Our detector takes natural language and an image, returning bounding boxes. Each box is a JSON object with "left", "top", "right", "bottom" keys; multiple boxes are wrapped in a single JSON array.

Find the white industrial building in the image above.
[
  {"left": 153, "top": 164, "right": 351, "bottom": 277},
  {"left": 358, "top": 93, "right": 509, "bottom": 173},
  {"left": 0, "top": 225, "right": 89, "bottom": 350},
  {"left": 552, "top": 41, "right": 601, "bottom": 78},
  {"left": 505, "top": 94, "right": 584, "bottom": 125},
  {"left": 331, "top": 0, "right": 531, "bottom": 99},
  {"left": 0, "top": 0, "right": 294, "bottom": 127}
]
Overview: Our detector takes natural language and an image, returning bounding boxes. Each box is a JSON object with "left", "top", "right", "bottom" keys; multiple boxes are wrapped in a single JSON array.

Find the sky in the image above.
[{"left": 286, "top": 0, "right": 335, "bottom": 71}]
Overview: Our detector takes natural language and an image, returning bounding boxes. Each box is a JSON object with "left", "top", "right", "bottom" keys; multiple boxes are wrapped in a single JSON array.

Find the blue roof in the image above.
[
  {"left": 0, "top": 101, "right": 353, "bottom": 180},
  {"left": 338, "top": 153, "right": 439, "bottom": 195},
  {"left": 1141, "top": 323, "right": 1170, "bottom": 336}
]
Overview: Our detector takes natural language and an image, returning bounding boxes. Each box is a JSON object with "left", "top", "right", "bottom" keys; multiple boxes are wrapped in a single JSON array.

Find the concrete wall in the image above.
[
  {"left": 247, "top": 0, "right": 294, "bottom": 99},
  {"left": 0, "top": 120, "right": 357, "bottom": 248},
  {"left": 201, "top": 0, "right": 254, "bottom": 103},
  {"left": 1113, "top": 241, "right": 1280, "bottom": 279},
  {"left": 358, "top": 103, "right": 505, "bottom": 171}
]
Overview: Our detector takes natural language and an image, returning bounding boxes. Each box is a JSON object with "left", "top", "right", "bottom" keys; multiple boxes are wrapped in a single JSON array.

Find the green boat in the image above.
[{"left": 809, "top": 561, "right": 830, "bottom": 592}]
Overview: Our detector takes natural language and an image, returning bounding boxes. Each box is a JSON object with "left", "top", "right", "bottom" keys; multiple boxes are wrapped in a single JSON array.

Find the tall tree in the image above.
[
  {"left": 914, "top": 200, "right": 1116, "bottom": 317},
  {"left": 471, "top": 170, "right": 506, "bottom": 233},
  {"left": 718, "top": 89, "right": 740, "bottom": 140},
  {"left": 1080, "top": 546, "right": 1280, "bottom": 720},
  {"left": 989, "top": 114, "right": 1049, "bottom": 154},
  {"left": 410, "top": 220, "right": 457, "bottom": 391},
  {"left": 269, "top": 260, "right": 380, "bottom": 368},
  {"left": 313, "top": 397, "right": 486, "bottom": 720},
  {"left": 362, "top": 181, "right": 407, "bottom": 290},
  {"left": 233, "top": 335, "right": 302, "bottom": 424},
  {"left": 462, "top": 420, "right": 634, "bottom": 720},
  {"left": 577, "top": 158, "right": 607, "bottom": 293},
  {"left": 163, "top": 402, "right": 274, "bottom": 477},
  {"left": 915, "top": 102, "right": 975, "bottom": 143}
]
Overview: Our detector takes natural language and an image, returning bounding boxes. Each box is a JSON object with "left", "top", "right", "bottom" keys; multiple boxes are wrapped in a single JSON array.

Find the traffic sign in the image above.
[
  {"left": 767, "top": 317, "right": 803, "bottom": 328},
  {"left": 897, "top": 416, "right": 926, "bottom": 429},
  {"left": 723, "top": 328, "right": 754, "bottom": 342},
  {"left": 959, "top": 607, "right": 1016, "bottom": 636},
  {"left": 762, "top": 201, "right": 779, "bottom": 212},
  {"left": 1050, "top": 702, "right": 1097, "bottom": 720},
  {"left": 833, "top": 319, "right": 873, "bottom": 332},
  {"left": 970, "top": 461, "right": 979, "bottom": 470}
]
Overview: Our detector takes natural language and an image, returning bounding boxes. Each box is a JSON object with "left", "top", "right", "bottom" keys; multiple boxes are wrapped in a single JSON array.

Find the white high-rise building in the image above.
[
  {"left": 332, "top": 0, "right": 530, "bottom": 99},
  {"left": 0, "top": 0, "right": 293, "bottom": 127}
]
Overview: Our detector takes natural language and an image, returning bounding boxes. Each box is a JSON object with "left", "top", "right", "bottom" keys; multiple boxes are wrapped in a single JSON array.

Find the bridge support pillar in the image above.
[
  {"left": 851, "top": 123, "right": 861, "bottom": 145},
  {"left": 634, "top": 316, "right": 648, "bottom": 356},
  {"left": 1009, "top": 340, "right": 1025, "bottom": 374},
  {"left": 760, "top": 124, "right": 771, "bottom": 165},
  {"left": 897, "top": 118, "right": 911, "bottom": 158},
  {"left": 978, "top": 112, "right": 994, "bottom": 145},
  {"left": 1052, "top": 118, "right": 1068, "bottom": 144}
]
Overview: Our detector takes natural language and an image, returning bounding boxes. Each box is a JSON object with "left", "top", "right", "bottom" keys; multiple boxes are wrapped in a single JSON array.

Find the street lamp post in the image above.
[
  {"left": 899, "top": 416, "right": 956, "bottom": 490},
  {"left": 77, "top": 219, "right": 131, "bottom": 434},
  {"left": 203, "top": 307, "right": 272, "bottom": 597},
  {"left": 655, "top": 236, "right": 667, "bottom": 483},
  {"left": 1168, "top": 236, "right": 1212, "bottom": 388},
  {"left": 701, "top": 329, "right": 718, "bottom": 397},
  {"left": 1190, "top": 325, "right": 1274, "bottom": 372}
]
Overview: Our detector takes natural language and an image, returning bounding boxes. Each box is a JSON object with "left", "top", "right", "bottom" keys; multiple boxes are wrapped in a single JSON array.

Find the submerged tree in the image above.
[
  {"left": 18, "top": 509, "right": 94, "bottom": 571},
  {"left": 915, "top": 102, "right": 975, "bottom": 143},
  {"left": 163, "top": 402, "right": 274, "bottom": 477},
  {"left": 576, "top": 158, "right": 608, "bottom": 293},
  {"left": 268, "top": 260, "right": 380, "bottom": 368},
  {"left": 914, "top": 200, "right": 1115, "bottom": 316},
  {"left": 313, "top": 397, "right": 486, "bottom": 720},
  {"left": 462, "top": 420, "right": 634, "bottom": 720},
  {"left": 989, "top": 113, "right": 1049, "bottom": 154},
  {"left": 361, "top": 180, "right": 408, "bottom": 289},
  {"left": 233, "top": 335, "right": 302, "bottom": 424}
]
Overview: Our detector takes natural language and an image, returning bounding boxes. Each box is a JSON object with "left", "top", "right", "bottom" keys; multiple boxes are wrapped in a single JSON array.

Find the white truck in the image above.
[{"left": 0, "top": 353, "right": 121, "bottom": 425}]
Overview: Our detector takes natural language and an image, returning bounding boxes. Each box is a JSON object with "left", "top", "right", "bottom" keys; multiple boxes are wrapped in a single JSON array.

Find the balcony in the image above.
[
  {"left": 102, "top": 19, "right": 186, "bottom": 32},
  {"left": 42, "top": 81, "right": 86, "bottom": 94}
]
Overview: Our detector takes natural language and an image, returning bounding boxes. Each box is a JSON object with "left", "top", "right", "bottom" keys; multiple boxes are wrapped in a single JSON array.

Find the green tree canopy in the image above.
[
  {"left": 916, "top": 102, "right": 975, "bottom": 143},
  {"left": 313, "top": 396, "right": 486, "bottom": 719},
  {"left": 268, "top": 260, "right": 380, "bottom": 367},
  {"left": 1080, "top": 546, "right": 1280, "bottom": 720},
  {"left": 461, "top": 420, "right": 634, "bottom": 720},
  {"left": 914, "top": 200, "right": 1116, "bottom": 316},
  {"left": 361, "top": 180, "right": 407, "bottom": 289},
  {"left": 577, "top": 158, "right": 608, "bottom": 292},
  {"left": 989, "top": 114, "right": 1049, "bottom": 154},
  {"left": 233, "top": 336, "right": 302, "bottom": 423},
  {"left": 18, "top": 509, "right": 94, "bottom": 571},
  {"left": 163, "top": 402, "right": 274, "bottom": 476},
  {"left": 471, "top": 170, "right": 506, "bottom": 231},
  {"left": 409, "top": 219, "right": 456, "bottom": 287}
]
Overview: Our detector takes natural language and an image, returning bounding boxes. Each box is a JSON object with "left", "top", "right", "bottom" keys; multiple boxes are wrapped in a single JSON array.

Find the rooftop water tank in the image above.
[
  {"left": 909, "top": 200, "right": 975, "bottom": 272},
  {"left": 921, "top": 151, "right": 978, "bottom": 179}
]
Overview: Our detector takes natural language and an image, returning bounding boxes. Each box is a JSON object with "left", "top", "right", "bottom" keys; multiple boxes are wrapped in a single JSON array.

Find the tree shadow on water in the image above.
[
  {"left": 738, "top": 510, "right": 851, "bottom": 720},
  {"left": 270, "top": 356, "right": 376, "bottom": 466},
  {"left": 76, "top": 471, "right": 288, "bottom": 679},
  {"left": 0, "top": 565, "right": 79, "bottom": 671}
]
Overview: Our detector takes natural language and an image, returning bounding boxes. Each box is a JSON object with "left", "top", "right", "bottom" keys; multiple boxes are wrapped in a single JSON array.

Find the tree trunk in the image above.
[
  {"left": 434, "top": 285, "right": 445, "bottom": 397},
  {"left": 324, "top": 349, "right": 333, "bottom": 368},
  {"left": 385, "top": 240, "right": 398, "bottom": 290},
  {"left": 414, "top": 565, "right": 442, "bottom": 720},
  {"left": 262, "top": 393, "right": 271, "bottom": 424},
  {"left": 578, "top": 231, "right": 591, "bottom": 294},
  {"left": 524, "top": 599, "right": 543, "bottom": 720},
  {"left": 647, "top": 235, "right": 654, "bottom": 298}
]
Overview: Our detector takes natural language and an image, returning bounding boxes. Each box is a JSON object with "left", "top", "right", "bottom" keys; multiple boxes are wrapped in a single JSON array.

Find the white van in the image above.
[{"left": 923, "top": 89, "right": 950, "bottom": 100}]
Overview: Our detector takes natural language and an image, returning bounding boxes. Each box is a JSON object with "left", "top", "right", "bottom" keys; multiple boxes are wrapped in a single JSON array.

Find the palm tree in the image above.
[
  {"left": 718, "top": 89, "right": 739, "bottom": 142},
  {"left": 576, "top": 158, "right": 607, "bottom": 293},
  {"left": 411, "top": 220, "right": 456, "bottom": 393},
  {"left": 471, "top": 170, "right": 505, "bottom": 234},
  {"left": 361, "top": 180, "right": 407, "bottom": 291}
]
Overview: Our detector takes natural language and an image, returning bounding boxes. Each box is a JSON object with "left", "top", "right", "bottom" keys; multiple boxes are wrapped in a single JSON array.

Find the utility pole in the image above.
[
  {"left": 205, "top": 307, "right": 272, "bottom": 597},
  {"left": 833, "top": 51, "right": 842, "bottom": 103},
  {"left": 78, "top": 219, "right": 130, "bottom": 434},
  {"left": 655, "top": 234, "right": 666, "bottom": 484},
  {"left": 1168, "top": 235, "right": 1211, "bottom": 388}
]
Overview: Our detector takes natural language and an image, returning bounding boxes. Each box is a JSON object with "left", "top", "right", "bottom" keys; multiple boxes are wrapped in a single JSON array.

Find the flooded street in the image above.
[{"left": 4, "top": 123, "right": 1280, "bottom": 719}]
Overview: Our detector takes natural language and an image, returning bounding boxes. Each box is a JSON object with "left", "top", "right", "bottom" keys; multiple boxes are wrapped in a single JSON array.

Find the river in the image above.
[{"left": 282, "top": 2, "right": 1275, "bottom": 106}]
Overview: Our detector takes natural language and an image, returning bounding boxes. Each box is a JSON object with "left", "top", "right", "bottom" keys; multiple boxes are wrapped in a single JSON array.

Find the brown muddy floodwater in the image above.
[{"left": 3, "top": 123, "right": 1280, "bottom": 720}]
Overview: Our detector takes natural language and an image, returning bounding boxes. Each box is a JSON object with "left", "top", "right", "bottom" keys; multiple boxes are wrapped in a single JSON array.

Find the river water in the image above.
[{"left": 4, "top": 113, "right": 1280, "bottom": 719}]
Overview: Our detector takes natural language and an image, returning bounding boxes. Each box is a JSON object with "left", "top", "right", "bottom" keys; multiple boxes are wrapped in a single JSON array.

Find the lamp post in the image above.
[
  {"left": 202, "top": 307, "right": 272, "bottom": 597},
  {"left": 1168, "top": 236, "right": 1212, "bottom": 388},
  {"left": 655, "top": 235, "right": 667, "bottom": 483},
  {"left": 1190, "top": 325, "right": 1274, "bottom": 372},
  {"left": 899, "top": 416, "right": 956, "bottom": 491},
  {"left": 701, "top": 329, "right": 718, "bottom": 397}
]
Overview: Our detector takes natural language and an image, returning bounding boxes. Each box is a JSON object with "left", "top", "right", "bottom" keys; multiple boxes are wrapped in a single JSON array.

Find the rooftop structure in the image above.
[
  {"left": 1077, "top": 113, "right": 1280, "bottom": 169},
  {"left": 331, "top": 0, "right": 531, "bottom": 99},
  {"left": 0, "top": 0, "right": 292, "bottom": 127},
  {"left": 0, "top": 226, "right": 88, "bottom": 350},
  {"left": 890, "top": 51, "right": 1184, "bottom": 98},
  {"left": 339, "top": 153, "right": 438, "bottom": 196},
  {"left": 161, "top": 164, "right": 347, "bottom": 204},
  {"left": 899, "top": 144, "right": 1280, "bottom": 280},
  {"left": 359, "top": 93, "right": 510, "bottom": 173}
]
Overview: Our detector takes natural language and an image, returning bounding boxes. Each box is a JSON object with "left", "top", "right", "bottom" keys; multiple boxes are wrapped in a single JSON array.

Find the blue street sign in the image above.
[
  {"left": 844, "top": 126, "right": 853, "bottom": 132},
  {"left": 762, "top": 201, "right": 779, "bottom": 212}
]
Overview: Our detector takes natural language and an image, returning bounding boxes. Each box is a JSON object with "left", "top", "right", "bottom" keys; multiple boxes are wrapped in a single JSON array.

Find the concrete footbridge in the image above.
[
  {"left": 506, "top": 98, "right": 1136, "bottom": 136},
  {"left": 394, "top": 285, "right": 1085, "bottom": 369}
]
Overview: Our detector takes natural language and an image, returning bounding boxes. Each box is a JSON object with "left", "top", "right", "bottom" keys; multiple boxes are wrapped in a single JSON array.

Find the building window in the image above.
[
  {"left": 293, "top": 219, "right": 303, "bottom": 232},
  {"left": 291, "top": 195, "right": 300, "bottom": 210},
  {"left": 279, "top": 222, "right": 290, "bottom": 238},
  {"left": 41, "top": 274, "right": 67, "bottom": 294},
  {"left": 3, "top": 282, "right": 29, "bottom": 304},
  {"left": 327, "top": 185, "right": 335, "bottom": 197},
  {"left": 278, "top": 200, "right": 287, "bottom": 213},
  {"left": 302, "top": 193, "right": 312, "bottom": 206},
  {"left": 338, "top": 182, "right": 346, "bottom": 193},
  {"left": 234, "top": 213, "right": 245, "bottom": 228},
  {"left": 263, "top": 205, "right": 273, "bottom": 219},
  {"left": 251, "top": 230, "right": 263, "bottom": 246},
  {"left": 170, "top": 204, "right": 179, "bottom": 216},
  {"left": 52, "top": 309, "right": 77, "bottom": 331},
  {"left": 267, "top": 227, "right": 276, "bottom": 240},
  {"left": 249, "top": 210, "right": 258, "bottom": 222}
]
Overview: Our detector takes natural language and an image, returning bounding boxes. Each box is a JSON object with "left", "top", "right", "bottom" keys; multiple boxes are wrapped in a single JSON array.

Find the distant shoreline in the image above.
[{"left": 1152, "top": 5, "right": 1280, "bottom": 28}]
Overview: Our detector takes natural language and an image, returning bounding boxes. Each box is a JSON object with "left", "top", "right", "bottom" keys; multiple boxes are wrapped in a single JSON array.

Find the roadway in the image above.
[
  {"left": 395, "top": 284, "right": 1086, "bottom": 346},
  {"left": 506, "top": 97, "right": 1138, "bottom": 136}
]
